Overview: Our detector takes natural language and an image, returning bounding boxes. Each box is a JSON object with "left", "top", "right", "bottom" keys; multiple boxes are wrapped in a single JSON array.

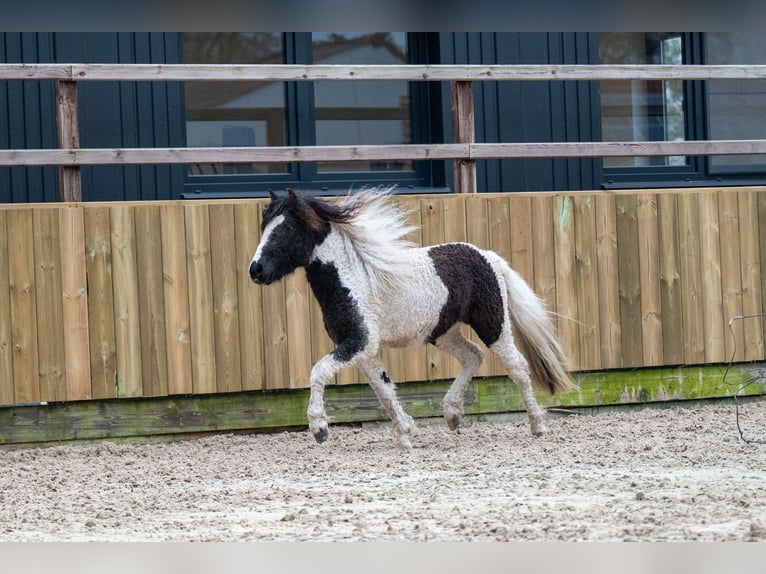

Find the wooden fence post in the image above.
[
  {"left": 450, "top": 80, "right": 476, "bottom": 194},
  {"left": 56, "top": 80, "right": 82, "bottom": 202}
]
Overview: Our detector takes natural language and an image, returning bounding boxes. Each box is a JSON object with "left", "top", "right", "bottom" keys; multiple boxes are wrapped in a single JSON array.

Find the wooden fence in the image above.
[
  {"left": 2, "top": 63, "right": 766, "bottom": 420},
  {"left": 1, "top": 188, "right": 765, "bottom": 406},
  {"left": 5, "top": 64, "right": 766, "bottom": 200}
]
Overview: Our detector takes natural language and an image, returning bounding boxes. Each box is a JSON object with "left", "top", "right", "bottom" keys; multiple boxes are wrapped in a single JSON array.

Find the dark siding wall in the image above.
[
  {"left": 0, "top": 32, "right": 186, "bottom": 203},
  {"left": 0, "top": 33, "right": 59, "bottom": 202},
  {"left": 440, "top": 32, "right": 602, "bottom": 192}
]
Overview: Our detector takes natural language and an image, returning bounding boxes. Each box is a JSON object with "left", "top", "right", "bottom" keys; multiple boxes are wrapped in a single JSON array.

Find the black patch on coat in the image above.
[
  {"left": 427, "top": 243, "right": 504, "bottom": 346},
  {"left": 381, "top": 371, "right": 392, "bottom": 384},
  {"left": 306, "top": 259, "right": 368, "bottom": 363}
]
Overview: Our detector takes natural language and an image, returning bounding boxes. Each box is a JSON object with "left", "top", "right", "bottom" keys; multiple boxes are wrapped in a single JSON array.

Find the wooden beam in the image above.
[
  {"left": 6, "top": 139, "right": 766, "bottom": 168},
  {"left": 6, "top": 63, "right": 766, "bottom": 82},
  {"left": 55, "top": 81, "right": 81, "bottom": 202},
  {"left": 451, "top": 81, "right": 476, "bottom": 194}
]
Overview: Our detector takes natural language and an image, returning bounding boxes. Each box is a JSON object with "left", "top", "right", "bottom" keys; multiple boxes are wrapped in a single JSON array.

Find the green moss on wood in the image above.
[{"left": 0, "top": 363, "right": 763, "bottom": 446}]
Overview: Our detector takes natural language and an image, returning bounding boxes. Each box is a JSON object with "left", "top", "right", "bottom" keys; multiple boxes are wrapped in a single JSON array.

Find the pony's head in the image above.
[{"left": 249, "top": 190, "right": 330, "bottom": 285}]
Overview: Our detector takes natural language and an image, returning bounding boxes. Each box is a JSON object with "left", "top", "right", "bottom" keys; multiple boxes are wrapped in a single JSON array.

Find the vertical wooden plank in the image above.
[
  {"left": 466, "top": 194, "right": 496, "bottom": 376},
  {"left": 756, "top": 191, "right": 766, "bottom": 353},
  {"left": 0, "top": 211, "right": 14, "bottom": 405},
  {"left": 185, "top": 204, "right": 217, "bottom": 394},
  {"left": 393, "top": 196, "right": 428, "bottom": 383},
  {"left": 442, "top": 194, "right": 468, "bottom": 245},
  {"left": 531, "top": 195, "right": 557, "bottom": 315},
  {"left": 615, "top": 194, "right": 642, "bottom": 368},
  {"left": 657, "top": 193, "right": 684, "bottom": 366},
  {"left": 59, "top": 206, "right": 91, "bottom": 401},
  {"left": 637, "top": 193, "right": 663, "bottom": 367},
  {"left": 32, "top": 208, "right": 66, "bottom": 401},
  {"left": 234, "top": 202, "right": 266, "bottom": 391},
  {"left": 135, "top": 205, "right": 169, "bottom": 397},
  {"left": 718, "top": 191, "right": 744, "bottom": 363},
  {"left": 573, "top": 194, "right": 601, "bottom": 371},
  {"left": 678, "top": 193, "right": 705, "bottom": 364},
  {"left": 7, "top": 209, "right": 40, "bottom": 403},
  {"left": 257, "top": 202, "right": 290, "bottom": 390},
  {"left": 209, "top": 204, "right": 243, "bottom": 393},
  {"left": 160, "top": 203, "right": 193, "bottom": 395},
  {"left": 738, "top": 191, "right": 764, "bottom": 360},
  {"left": 110, "top": 205, "right": 142, "bottom": 397},
  {"left": 594, "top": 194, "right": 621, "bottom": 369},
  {"left": 509, "top": 195, "right": 534, "bottom": 287},
  {"left": 285, "top": 268, "right": 314, "bottom": 389},
  {"left": 84, "top": 206, "right": 117, "bottom": 399},
  {"left": 760, "top": 191, "right": 766, "bottom": 357},
  {"left": 553, "top": 195, "right": 579, "bottom": 371},
  {"left": 697, "top": 191, "right": 724, "bottom": 363},
  {"left": 421, "top": 196, "right": 451, "bottom": 381}
]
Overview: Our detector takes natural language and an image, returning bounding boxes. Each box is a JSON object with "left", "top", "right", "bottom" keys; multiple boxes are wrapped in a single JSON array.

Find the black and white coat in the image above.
[{"left": 250, "top": 190, "right": 572, "bottom": 448}]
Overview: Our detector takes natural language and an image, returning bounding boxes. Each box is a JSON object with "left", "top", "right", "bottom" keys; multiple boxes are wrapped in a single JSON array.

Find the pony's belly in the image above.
[{"left": 376, "top": 280, "right": 447, "bottom": 348}]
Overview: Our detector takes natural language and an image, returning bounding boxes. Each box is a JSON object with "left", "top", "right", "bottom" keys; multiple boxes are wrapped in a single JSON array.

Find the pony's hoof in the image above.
[
  {"left": 313, "top": 427, "right": 329, "bottom": 443},
  {"left": 397, "top": 434, "right": 413, "bottom": 450},
  {"left": 531, "top": 422, "right": 547, "bottom": 437},
  {"left": 310, "top": 420, "right": 329, "bottom": 443},
  {"left": 444, "top": 402, "right": 463, "bottom": 432}
]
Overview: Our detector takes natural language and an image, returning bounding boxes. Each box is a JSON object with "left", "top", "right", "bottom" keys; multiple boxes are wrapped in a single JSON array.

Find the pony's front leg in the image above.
[
  {"left": 358, "top": 357, "right": 416, "bottom": 450},
  {"left": 307, "top": 353, "right": 345, "bottom": 443}
]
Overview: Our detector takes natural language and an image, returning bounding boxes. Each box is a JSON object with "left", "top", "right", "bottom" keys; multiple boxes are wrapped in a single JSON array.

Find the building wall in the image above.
[
  {"left": 0, "top": 32, "right": 186, "bottom": 202},
  {"left": 438, "top": 33, "right": 601, "bottom": 192}
]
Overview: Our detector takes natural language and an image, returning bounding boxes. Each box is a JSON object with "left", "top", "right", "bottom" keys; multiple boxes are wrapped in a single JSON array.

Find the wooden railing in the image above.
[{"left": 4, "top": 63, "right": 766, "bottom": 200}]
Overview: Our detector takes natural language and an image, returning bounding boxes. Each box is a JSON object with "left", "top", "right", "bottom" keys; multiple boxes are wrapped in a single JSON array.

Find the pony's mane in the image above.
[{"left": 309, "top": 188, "right": 419, "bottom": 297}]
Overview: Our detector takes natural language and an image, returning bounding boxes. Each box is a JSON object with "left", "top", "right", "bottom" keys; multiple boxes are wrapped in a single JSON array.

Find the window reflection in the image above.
[
  {"left": 599, "top": 33, "right": 686, "bottom": 168},
  {"left": 312, "top": 32, "right": 412, "bottom": 173},
  {"left": 184, "top": 32, "right": 288, "bottom": 175},
  {"left": 706, "top": 33, "right": 766, "bottom": 170}
]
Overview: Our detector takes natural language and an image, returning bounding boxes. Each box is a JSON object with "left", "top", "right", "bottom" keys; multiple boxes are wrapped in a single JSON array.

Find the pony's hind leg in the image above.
[
  {"left": 434, "top": 326, "right": 484, "bottom": 432},
  {"left": 358, "top": 356, "right": 416, "bottom": 449},
  {"left": 490, "top": 329, "right": 547, "bottom": 437}
]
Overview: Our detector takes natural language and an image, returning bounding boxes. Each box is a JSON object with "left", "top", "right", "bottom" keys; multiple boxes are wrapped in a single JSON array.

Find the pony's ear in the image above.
[
  {"left": 268, "top": 189, "right": 279, "bottom": 201},
  {"left": 287, "top": 188, "right": 298, "bottom": 202}
]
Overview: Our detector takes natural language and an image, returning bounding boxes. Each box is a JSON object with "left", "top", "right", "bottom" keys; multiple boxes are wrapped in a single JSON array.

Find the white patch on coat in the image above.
[{"left": 314, "top": 230, "right": 449, "bottom": 349}]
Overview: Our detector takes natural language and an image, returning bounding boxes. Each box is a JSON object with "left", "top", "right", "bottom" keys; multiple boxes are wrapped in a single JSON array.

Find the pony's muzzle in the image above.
[{"left": 249, "top": 260, "right": 265, "bottom": 284}]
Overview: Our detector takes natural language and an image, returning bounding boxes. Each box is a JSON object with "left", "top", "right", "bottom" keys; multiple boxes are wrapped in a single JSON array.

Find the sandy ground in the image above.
[{"left": 1, "top": 401, "right": 766, "bottom": 542}]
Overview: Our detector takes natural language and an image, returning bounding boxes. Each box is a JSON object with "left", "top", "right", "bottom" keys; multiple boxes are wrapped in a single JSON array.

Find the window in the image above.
[
  {"left": 599, "top": 33, "right": 687, "bottom": 170},
  {"left": 705, "top": 33, "right": 766, "bottom": 172},
  {"left": 182, "top": 32, "right": 439, "bottom": 197},
  {"left": 184, "top": 33, "right": 288, "bottom": 176},
  {"left": 599, "top": 32, "right": 766, "bottom": 188}
]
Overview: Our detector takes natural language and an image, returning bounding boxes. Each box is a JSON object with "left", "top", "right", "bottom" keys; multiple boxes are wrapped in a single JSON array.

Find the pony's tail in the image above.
[{"left": 498, "top": 260, "right": 576, "bottom": 395}]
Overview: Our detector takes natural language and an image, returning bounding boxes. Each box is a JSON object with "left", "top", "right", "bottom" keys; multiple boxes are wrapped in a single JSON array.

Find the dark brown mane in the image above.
[{"left": 262, "top": 190, "right": 363, "bottom": 233}]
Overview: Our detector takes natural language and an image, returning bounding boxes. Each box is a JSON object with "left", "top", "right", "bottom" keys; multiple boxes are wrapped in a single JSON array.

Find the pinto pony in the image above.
[{"left": 249, "top": 189, "right": 573, "bottom": 448}]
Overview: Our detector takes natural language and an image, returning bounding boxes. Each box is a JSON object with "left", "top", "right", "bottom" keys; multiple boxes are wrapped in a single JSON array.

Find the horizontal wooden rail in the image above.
[
  {"left": 4, "top": 63, "right": 766, "bottom": 82},
  {"left": 2, "top": 140, "right": 766, "bottom": 167},
  {"left": 4, "top": 62, "right": 766, "bottom": 199}
]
